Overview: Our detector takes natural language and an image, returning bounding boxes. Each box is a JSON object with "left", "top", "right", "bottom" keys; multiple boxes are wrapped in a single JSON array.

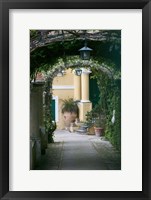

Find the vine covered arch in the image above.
[
  {"left": 30, "top": 30, "right": 121, "bottom": 150},
  {"left": 30, "top": 30, "right": 121, "bottom": 78}
]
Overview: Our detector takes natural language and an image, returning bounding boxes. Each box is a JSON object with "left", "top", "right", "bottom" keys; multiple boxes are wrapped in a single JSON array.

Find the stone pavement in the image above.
[{"left": 35, "top": 129, "right": 121, "bottom": 170}]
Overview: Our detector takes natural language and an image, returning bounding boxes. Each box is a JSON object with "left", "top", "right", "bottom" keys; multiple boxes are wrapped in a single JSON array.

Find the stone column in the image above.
[
  {"left": 30, "top": 82, "right": 45, "bottom": 169},
  {"left": 74, "top": 72, "right": 81, "bottom": 101},
  {"left": 30, "top": 83, "right": 41, "bottom": 139},
  {"left": 78, "top": 68, "right": 92, "bottom": 121},
  {"left": 37, "top": 82, "right": 47, "bottom": 155},
  {"left": 81, "top": 68, "right": 91, "bottom": 102}
]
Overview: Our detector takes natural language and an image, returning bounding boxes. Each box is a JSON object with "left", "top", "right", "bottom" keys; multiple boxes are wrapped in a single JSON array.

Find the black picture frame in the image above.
[{"left": 0, "top": 0, "right": 151, "bottom": 199}]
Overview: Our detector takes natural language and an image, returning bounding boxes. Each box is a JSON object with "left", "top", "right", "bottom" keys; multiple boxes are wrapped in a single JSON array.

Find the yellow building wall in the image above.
[
  {"left": 53, "top": 90, "right": 74, "bottom": 100},
  {"left": 53, "top": 68, "right": 74, "bottom": 85},
  {"left": 52, "top": 69, "right": 74, "bottom": 129},
  {"left": 52, "top": 68, "right": 92, "bottom": 129}
]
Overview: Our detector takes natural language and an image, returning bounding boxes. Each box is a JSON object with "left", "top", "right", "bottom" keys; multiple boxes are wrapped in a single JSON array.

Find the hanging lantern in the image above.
[
  {"left": 79, "top": 41, "right": 93, "bottom": 60},
  {"left": 75, "top": 68, "right": 82, "bottom": 76}
]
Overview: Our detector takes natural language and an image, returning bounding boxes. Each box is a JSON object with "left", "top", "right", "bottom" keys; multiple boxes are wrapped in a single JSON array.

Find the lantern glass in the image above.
[
  {"left": 80, "top": 51, "right": 90, "bottom": 60},
  {"left": 79, "top": 45, "right": 93, "bottom": 60},
  {"left": 75, "top": 68, "right": 82, "bottom": 76}
]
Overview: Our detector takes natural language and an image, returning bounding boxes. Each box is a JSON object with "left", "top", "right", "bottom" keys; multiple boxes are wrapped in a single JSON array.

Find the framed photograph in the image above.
[{"left": 0, "top": 0, "right": 151, "bottom": 200}]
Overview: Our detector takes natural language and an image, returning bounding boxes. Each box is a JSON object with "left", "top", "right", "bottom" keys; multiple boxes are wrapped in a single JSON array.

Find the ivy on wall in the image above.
[{"left": 91, "top": 68, "right": 121, "bottom": 151}]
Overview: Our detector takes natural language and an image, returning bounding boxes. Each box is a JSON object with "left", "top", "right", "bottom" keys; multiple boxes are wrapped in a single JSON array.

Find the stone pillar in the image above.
[
  {"left": 74, "top": 73, "right": 81, "bottom": 101},
  {"left": 81, "top": 68, "right": 91, "bottom": 102},
  {"left": 79, "top": 68, "right": 92, "bottom": 122},
  {"left": 30, "top": 82, "right": 45, "bottom": 169},
  {"left": 78, "top": 102, "right": 92, "bottom": 122},
  {"left": 30, "top": 83, "right": 41, "bottom": 138},
  {"left": 37, "top": 83, "right": 45, "bottom": 127},
  {"left": 37, "top": 83, "right": 48, "bottom": 155}
]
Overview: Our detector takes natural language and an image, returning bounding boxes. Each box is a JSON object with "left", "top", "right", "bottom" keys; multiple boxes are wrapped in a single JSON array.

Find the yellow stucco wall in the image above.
[
  {"left": 53, "top": 68, "right": 74, "bottom": 85},
  {"left": 52, "top": 68, "right": 74, "bottom": 129},
  {"left": 53, "top": 90, "right": 74, "bottom": 100},
  {"left": 52, "top": 68, "right": 92, "bottom": 129}
]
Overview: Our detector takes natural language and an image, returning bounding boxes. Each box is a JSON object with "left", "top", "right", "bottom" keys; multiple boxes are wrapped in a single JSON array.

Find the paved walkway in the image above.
[{"left": 36, "top": 130, "right": 121, "bottom": 170}]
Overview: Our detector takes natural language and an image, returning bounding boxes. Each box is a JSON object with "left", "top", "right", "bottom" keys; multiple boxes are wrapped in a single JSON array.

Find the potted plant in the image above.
[
  {"left": 94, "top": 113, "right": 106, "bottom": 137},
  {"left": 85, "top": 111, "right": 98, "bottom": 135},
  {"left": 94, "top": 119, "right": 104, "bottom": 137},
  {"left": 61, "top": 98, "right": 79, "bottom": 130}
]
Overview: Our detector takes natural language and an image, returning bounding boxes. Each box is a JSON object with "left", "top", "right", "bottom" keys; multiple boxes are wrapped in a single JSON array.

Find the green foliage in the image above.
[
  {"left": 30, "top": 37, "right": 121, "bottom": 79},
  {"left": 30, "top": 30, "right": 121, "bottom": 150},
  {"left": 104, "top": 84, "right": 121, "bottom": 150},
  {"left": 30, "top": 30, "right": 38, "bottom": 39},
  {"left": 94, "top": 119, "right": 103, "bottom": 128},
  {"left": 61, "top": 98, "right": 79, "bottom": 117},
  {"left": 45, "top": 120, "right": 56, "bottom": 143},
  {"left": 85, "top": 111, "right": 97, "bottom": 127},
  {"left": 44, "top": 80, "right": 57, "bottom": 143},
  {"left": 86, "top": 106, "right": 106, "bottom": 128},
  {"left": 101, "top": 78, "right": 120, "bottom": 150},
  {"left": 45, "top": 112, "right": 57, "bottom": 143},
  {"left": 86, "top": 69, "right": 121, "bottom": 151}
]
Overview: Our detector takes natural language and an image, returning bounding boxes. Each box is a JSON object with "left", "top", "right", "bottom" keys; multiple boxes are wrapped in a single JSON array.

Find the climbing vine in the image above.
[
  {"left": 43, "top": 77, "right": 56, "bottom": 143},
  {"left": 90, "top": 68, "right": 121, "bottom": 151}
]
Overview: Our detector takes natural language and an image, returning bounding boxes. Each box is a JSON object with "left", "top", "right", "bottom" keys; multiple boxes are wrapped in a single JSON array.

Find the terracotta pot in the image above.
[{"left": 94, "top": 127, "right": 104, "bottom": 137}]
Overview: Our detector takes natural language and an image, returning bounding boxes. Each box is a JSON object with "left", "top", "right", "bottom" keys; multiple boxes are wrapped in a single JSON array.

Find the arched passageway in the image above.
[{"left": 30, "top": 30, "right": 121, "bottom": 170}]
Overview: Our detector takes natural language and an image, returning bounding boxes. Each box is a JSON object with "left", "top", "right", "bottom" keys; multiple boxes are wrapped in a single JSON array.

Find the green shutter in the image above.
[
  {"left": 89, "top": 77, "right": 99, "bottom": 108},
  {"left": 51, "top": 99, "right": 55, "bottom": 121}
]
